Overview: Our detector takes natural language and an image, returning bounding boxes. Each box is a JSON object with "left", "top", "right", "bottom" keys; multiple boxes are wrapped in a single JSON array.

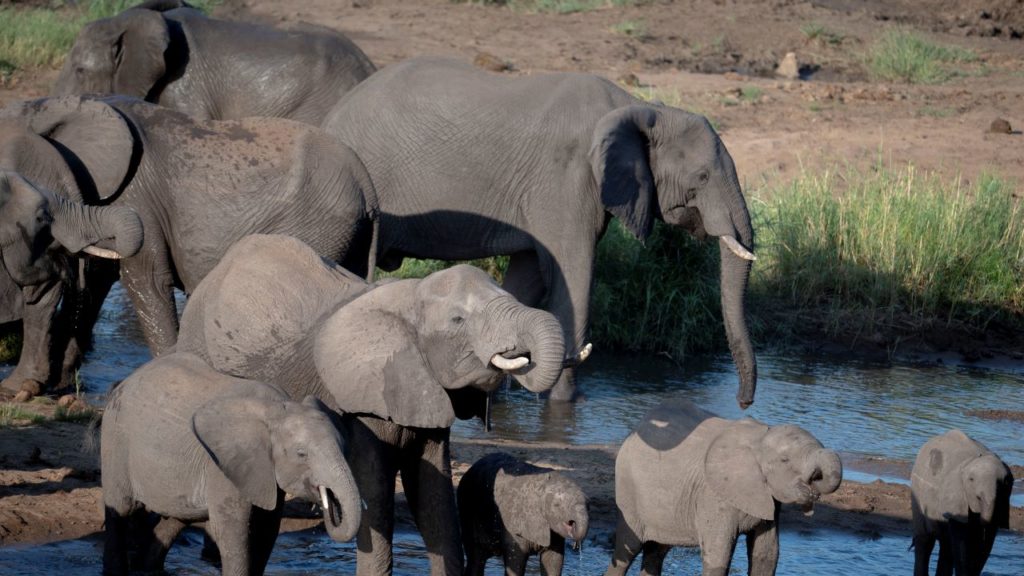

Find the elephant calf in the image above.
[
  {"left": 605, "top": 399, "right": 842, "bottom": 576},
  {"left": 101, "top": 353, "right": 361, "bottom": 576},
  {"left": 911, "top": 429, "right": 1013, "bottom": 576},
  {"left": 458, "top": 452, "right": 589, "bottom": 576}
]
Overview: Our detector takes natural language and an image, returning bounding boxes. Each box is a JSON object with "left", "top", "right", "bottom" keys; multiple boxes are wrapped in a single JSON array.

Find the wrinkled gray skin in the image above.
[
  {"left": 0, "top": 95, "right": 378, "bottom": 394},
  {"left": 101, "top": 352, "right": 361, "bottom": 576},
  {"left": 53, "top": 0, "right": 375, "bottom": 124},
  {"left": 0, "top": 170, "right": 142, "bottom": 393},
  {"left": 458, "top": 452, "right": 589, "bottom": 576},
  {"left": 322, "top": 57, "right": 756, "bottom": 405},
  {"left": 910, "top": 430, "right": 1013, "bottom": 576},
  {"left": 176, "top": 234, "right": 566, "bottom": 576},
  {"left": 606, "top": 399, "right": 842, "bottom": 576}
]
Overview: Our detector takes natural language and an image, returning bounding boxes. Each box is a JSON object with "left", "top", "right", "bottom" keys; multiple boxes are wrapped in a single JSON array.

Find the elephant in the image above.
[
  {"left": 0, "top": 95, "right": 378, "bottom": 395},
  {"left": 174, "top": 234, "right": 566, "bottom": 576},
  {"left": 53, "top": 0, "right": 375, "bottom": 124},
  {"left": 321, "top": 56, "right": 757, "bottom": 405},
  {"left": 101, "top": 352, "right": 362, "bottom": 576},
  {"left": 457, "top": 452, "right": 589, "bottom": 576},
  {"left": 605, "top": 398, "right": 842, "bottom": 576},
  {"left": 910, "top": 429, "right": 1013, "bottom": 576}
]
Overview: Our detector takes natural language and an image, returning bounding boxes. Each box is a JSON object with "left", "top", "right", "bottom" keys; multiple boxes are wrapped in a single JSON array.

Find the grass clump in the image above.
[
  {"left": 379, "top": 256, "right": 508, "bottom": 283},
  {"left": 866, "top": 29, "right": 976, "bottom": 84},
  {"left": 752, "top": 166, "right": 1024, "bottom": 333},
  {"left": 0, "top": 403, "right": 46, "bottom": 427},
  {"left": 800, "top": 22, "right": 844, "bottom": 46},
  {"left": 611, "top": 19, "right": 647, "bottom": 38},
  {"left": 0, "top": 329, "right": 22, "bottom": 363},
  {"left": 740, "top": 86, "right": 763, "bottom": 102},
  {"left": 53, "top": 402, "right": 98, "bottom": 423}
]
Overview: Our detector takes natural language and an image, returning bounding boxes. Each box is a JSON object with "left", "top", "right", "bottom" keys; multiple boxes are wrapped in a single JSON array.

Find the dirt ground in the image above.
[{"left": 0, "top": 0, "right": 1022, "bottom": 556}]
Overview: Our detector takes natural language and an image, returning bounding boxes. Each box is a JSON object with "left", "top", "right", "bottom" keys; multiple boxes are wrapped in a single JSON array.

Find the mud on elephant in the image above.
[{"left": 175, "top": 234, "right": 566, "bottom": 576}]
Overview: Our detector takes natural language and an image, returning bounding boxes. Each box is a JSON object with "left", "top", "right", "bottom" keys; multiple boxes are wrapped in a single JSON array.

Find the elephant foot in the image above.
[{"left": 2, "top": 376, "right": 42, "bottom": 397}]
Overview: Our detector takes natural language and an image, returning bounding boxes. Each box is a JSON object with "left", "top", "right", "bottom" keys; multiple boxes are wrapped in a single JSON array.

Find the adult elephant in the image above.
[
  {"left": 53, "top": 0, "right": 375, "bottom": 124},
  {"left": 176, "top": 234, "right": 566, "bottom": 576},
  {"left": 0, "top": 96, "right": 378, "bottom": 394},
  {"left": 321, "top": 57, "right": 757, "bottom": 405}
]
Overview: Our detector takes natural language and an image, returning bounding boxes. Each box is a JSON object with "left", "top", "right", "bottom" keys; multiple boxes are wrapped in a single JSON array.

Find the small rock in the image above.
[
  {"left": 473, "top": 52, "right": 512, "bottom": 73},
  {"left": 776, "top": 52, "right": 800, "bottom": 80},
  {"left": 69, "top": 399, "right": 91, "bottom": 414},
  {"left": 617, "top": 72, "right": 641, "bottom": 87},
  {"left": 13, "top": 390, "right": 33, "bottom": 403},
  {"left": 57, "top": 394, "right": 77, "bottom": 408},
  {"left": 989, "top": 118, "right": 1012, "bottom": 134}
]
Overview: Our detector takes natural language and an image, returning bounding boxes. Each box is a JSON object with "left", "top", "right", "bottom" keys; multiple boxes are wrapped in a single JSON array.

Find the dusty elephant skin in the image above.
[
  {"left": 605, "top": 398, "right": 842, "bottom": 576},
  {"left": 175, "top": 234, "right": 566, "bottom": 576},
  {"left": 458, "top": 452, "right": 589, "bottom": 576},
  {"left": 100, "top": 352, "right": 361, "bottom": 576},
  {"left": 52, "top": 0, "right": 375, "bottom": 124},
  {"left": 910, "top": 430, "right": 1013, "bottom": 576},
  {"left": 322, "top": 56, "right": 756, "bottom": 406},
  {"left": 0, "top": 95, "right": 378, "bottom": 394}
]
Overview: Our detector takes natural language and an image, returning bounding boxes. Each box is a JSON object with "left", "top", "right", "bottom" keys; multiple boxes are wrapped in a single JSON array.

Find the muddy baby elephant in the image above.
[
  {"left": 458, "top": 452, "right": 589, "bottom": 576},
  {"left": 605, "top": 399, "right": 842, "bottom": 576},
  {"left": 911, "top": 430, "right": 1013, "bottom": 576},
  {"left": 101, "top": 353, "right": 362, "bottom": 576}
]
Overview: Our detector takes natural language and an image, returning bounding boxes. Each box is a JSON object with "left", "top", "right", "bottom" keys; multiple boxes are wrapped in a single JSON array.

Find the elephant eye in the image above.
[
  {"left": 451, "top": 316, "right": 464, "bottom": 325},
  {"left": 296, "top": 449, "right": 308, "bottom": 458},
  {"left": 698, "top": 170, "right": 710, "bottom": 185}
]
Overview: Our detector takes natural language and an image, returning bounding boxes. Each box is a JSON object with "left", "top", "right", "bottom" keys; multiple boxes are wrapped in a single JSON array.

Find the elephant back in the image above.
[{"left": 177, "top": 234, "right": 369, "bottom": 380}]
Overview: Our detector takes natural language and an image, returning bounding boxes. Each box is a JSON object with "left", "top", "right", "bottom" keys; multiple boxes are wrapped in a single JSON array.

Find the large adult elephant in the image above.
[
  {"left": 176, "top": 234, "right": 566, "bottom": 576},
  {"left": 321, "top": 57, "right": 757, "bottom": 405},
  {"left": 0, "top": 96, "right": 378, "bottom": 394},
  {"left": 53, "top": 0, "right": 375, "bottom": 124}
]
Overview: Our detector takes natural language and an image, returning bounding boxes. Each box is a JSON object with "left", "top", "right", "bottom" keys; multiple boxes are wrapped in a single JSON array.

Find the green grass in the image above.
[
  {"left": 0, "top": 329, "right": 21, "bottom": 363},
  {"left": 627, "top": 85, "right": 720, "bottom": 130},
  {"left": 917, "top": 106, "right": 955, "bottom": 118},
  {"left": 53, "top": 401, "right": 98, "bottom": 423},
  {"left": 611, "top": 19, "right": 647, "bottom": 38},
  {"left": 0, "top": 403, "right": 46, "bottom": 427},
  {"left": 0, "top": 0, "right": 220, "bottom": 74},
  {"left": 866, "top": 29, "right": 976, "bottom": 84},
  {"left": 740, "top": 86, "right": 763, "bottom": 102},
  {"left": 800, "top": 22, "right": 844, "bottom": 46}
]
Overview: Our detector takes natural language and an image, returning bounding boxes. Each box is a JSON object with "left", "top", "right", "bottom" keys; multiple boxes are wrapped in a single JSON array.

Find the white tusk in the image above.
[
  {"left": 319, "top": 485, "right": 330, "bottom": 511},
  {"left": 575, "top": 343, "right": 593, "bottom": 363},
  {"left": 721, "top": 235, "right": 756, "bottom": 261},
  {"left": 490, "top": 354, "right": 529, "bottom": 371},
  {"left": 362, "top": 498, "right": 368, "bottom": 511},
  {"left": 82, "top": 245, "right": 124, "bottom": 260}
]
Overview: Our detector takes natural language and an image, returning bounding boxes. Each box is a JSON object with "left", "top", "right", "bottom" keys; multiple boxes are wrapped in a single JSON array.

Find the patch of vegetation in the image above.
[
  {"left": 800, "top": 22, "right": 844, "bottom": 46},
  {"left": 379, "top": 256, "right": 509, "bottom": 283},
  {"left": 0, "top": 329, "right": 21, "bottom": 363},
  {"left": 0, "top": 403, "right": 46, "bottom": 427},
  {"left": 740, "top": 86, "right": 763, "bottom": 103},
  {"left": 627, "top": 85, "right": 720, "bottom": 130},
  {"left": 866, "top": 30, "right": 976, "bottom": 84},
  {"left": 917, "top": 106, "right": 954, "bottom": 118},
  {"left": 611, "top": 19, "right": 647, "bottom": 38},
  {"left": 53, "top": 401, "right": 98, "bottom": 423}
]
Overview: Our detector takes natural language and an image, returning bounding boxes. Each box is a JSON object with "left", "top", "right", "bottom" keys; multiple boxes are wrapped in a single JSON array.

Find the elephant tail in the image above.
[{"left": 364, "top": 211, "right": 379, "bottom": 284}]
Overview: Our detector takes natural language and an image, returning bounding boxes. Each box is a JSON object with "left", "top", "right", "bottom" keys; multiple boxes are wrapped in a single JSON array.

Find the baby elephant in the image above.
[
  {"left": 606, "top": 399, "right": 842, "bottom": 576},
  {"left": 911, "top": 429, "right": 1013, "bottom": 576},
  {"left": 458, "top": 452, "right": 589, "bottom": 576},
  {"left": 101, "top": 353, "right": 361, "bottom": 576}
]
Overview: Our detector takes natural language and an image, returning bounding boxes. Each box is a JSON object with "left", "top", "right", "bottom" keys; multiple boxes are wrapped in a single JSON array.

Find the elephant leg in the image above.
[
  {"left": 699, "top": 524, "right": 739, "bottom": 576},
  {"left": 401, "top": 429, "right": 462, "bottom": 576},
  {"left": 347, "top": 417, "right": 399, "bottom": 576},
  {"left": 947, "top": 521, "right": 971, "bottom": 576},
  {"left": 248, "top": 495, "right": 284, "bottom": 575},
  {"left": 2, "top": 280, "right": 62, "bottom": 394},
  {"left": 639, "top": 542, "right": 670, "bottom": 576},
  {"left": 464, "top": 544, "right": 489, "bottom": 576},
  {"left": 745, "top": 521, "right": 779, "bottom": 576},
  {"left": 119, "top": 250, "right": 179, "bottom": 355},
  {"left": 102, "top": 506, "right": 131, "bottom": 576},
  {"left": 58, "top": 259, "right": 119, "bottom": 386},
  {"left": 604, "top": 514, "right": 643, "bottom": 576},
  {"left": 935, "top": 532, "right": 953, "bottom": 576},
  {"left": 207, "top": 505, "right": 253, "bottom": 576},
  {"left": 539, "top": 542, "right": 565, "bottom": 576},
  {"left": 975, "top": 524, "right": 997, "bottom": 576},
  {"left": 500, "top": 539, "right": 528, "bottom": 576},
  {"left": 502, "top": 251, "right": 548, "bottom": 308},
  {"left": 141, "top": 516, "right": 187, "bottom": 573},
  {"left": 913, "top": 532, "right": 936, "bottom": 576}
]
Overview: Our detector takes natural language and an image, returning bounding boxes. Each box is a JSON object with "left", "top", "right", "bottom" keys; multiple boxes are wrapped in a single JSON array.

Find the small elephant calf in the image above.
[
  {"left": 458, "top": 452, "right": 589, "bottom": 576},
  {"left": 911, "top": 429, "right": 1013, "bottom": 576},
  {"left": 605, "top": 399, "right": 842, "bottom": 576},
  {"left": 101, "top": 353, "right": 362, "bottom": 576}
]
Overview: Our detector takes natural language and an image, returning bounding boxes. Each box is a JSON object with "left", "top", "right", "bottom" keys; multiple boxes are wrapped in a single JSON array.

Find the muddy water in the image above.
[{"left": 2, "top": 283, "right": 1023, "bottom": 574}]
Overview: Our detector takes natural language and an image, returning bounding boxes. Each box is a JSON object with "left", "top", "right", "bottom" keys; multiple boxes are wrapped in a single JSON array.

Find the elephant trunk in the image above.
[
  {"left": 314, "top": 457, "right": 362, "bottom": 543},
  {"left": 804, "top": 448, "right": 843, "bottom": 496},
  {"left": 50, "top": 195, "right": 144, "bottom": 259},
  {"left": 718, "top": 171, "right": 757, "bottom": 409},
  {"left": 478, "top": 296, "right": 565, "bottom": 393},
  {"left": 567, "top": 505, "right": 589, "bottom": 550}
]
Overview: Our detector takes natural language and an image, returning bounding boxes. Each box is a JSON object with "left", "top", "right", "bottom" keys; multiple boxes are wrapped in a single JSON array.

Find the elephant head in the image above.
[
  {"left": 499, "top": 469, "right": 590, "bottom": 550},
  {"left": 192, "top": 394, "right": 362, "bottom": 542},
  {"left": 705, "top": 420, "right": 843, "bottom": 520},
  {"left": 315, "top": 264, "right": 566, "bottom": 428},
  {"left": 961, "top": 454, "right": 1014, "bottom": 525},
  {"left": 591, "top": 104, "right": 756, "bottom": 408},
  {"left": 0, "top": 171, "right": 142, "bottom": 287}
]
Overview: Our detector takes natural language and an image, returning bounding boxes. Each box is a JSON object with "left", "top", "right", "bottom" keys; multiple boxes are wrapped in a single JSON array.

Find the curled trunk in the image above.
[
  {"left": 50, "top": 195, "right": 144, "bottom": 259},
  {"left": 316, "top": 458, "right": 362, "bottom": 542},
  {"left": 805, "top": 448, "right": 843, "bottom": 496}
]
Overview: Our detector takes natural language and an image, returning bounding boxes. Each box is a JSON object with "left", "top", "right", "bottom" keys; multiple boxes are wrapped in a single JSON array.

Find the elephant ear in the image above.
[
  {"left": 704, "top": 419, "right": 776, "bottom": 520},
  {"left": 192, "top": 396, "right": 282, "bottom": 511},
  {"left": 0, "top": 268, "right": 23, "bottom": 324},
  {"left": 2, "top": 97, "right": 136, "bottom": 201},
  {"left": 495, "top": 470, "right": 552, "bottom": 547},
  {"left": 590, "top": 105, "right": 658, "bottom": 242},
  {"left": 314, "top": 288, "right": 455, "bottom": 428},
  {"left": 109, "top": 9, "right": 170, "bottom": 100}
]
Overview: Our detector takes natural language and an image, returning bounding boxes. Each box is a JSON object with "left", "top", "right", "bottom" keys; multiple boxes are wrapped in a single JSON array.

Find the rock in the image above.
[
  {"left": 57, "top": 394, "right": 76, "bottom": 408},
  {"left": 617, "top": 72, "right": 641, "bottom": 87},
  {"left": 989, "top": 118, "right": 1012, "bottom": 134},
  {"left": 473, "top": 52, "right": 512, "bottom": 73},
  {"left": 776, "top": 52, "right": 800, "bottom": 80}
]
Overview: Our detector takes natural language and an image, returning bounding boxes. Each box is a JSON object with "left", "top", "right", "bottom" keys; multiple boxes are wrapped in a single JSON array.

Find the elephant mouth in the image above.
[
  {"left": 319, "top": 485, "right": 343, "bottom": 528},
  {"left": 564, "top": 520, "right": 581, "bottom": 550}
]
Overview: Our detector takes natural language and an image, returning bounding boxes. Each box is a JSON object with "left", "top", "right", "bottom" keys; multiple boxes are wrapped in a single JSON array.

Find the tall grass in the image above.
[
  {"left": 0, "top": 403, "right": 45, "bottom": 427},
  {"left": 866, "top": 29, "right": 976, "bottom": 84}
]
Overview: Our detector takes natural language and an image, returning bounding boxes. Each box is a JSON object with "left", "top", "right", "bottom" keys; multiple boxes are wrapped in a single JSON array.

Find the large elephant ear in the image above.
[
  {"left": 314, "top": 287, "right": 455, "bottom": 428},
  {"left": 111, "top": 9, "right": 170, "bottom": 99},
  {"left": 0, "top": 268, "right": 23, "bottom": 324},
  {"left": 704, "top": 419, "right": 776, "bottom": 520},
  {"left": 495, "top": 470, "right": 552, "bottom": 547},
  {"left": 192, "top": 396, "right": 281, "bottom": 511},
  {"left": 590, "top": 105, "right": 658, "bottom": 242},
  {"left": 1, "top": 97, "right": 135, "bottom": 201}
]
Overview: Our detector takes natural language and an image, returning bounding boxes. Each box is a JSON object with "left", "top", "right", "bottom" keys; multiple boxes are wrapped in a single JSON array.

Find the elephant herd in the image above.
[{"left": 0, "top": 1, "right": 1014, "bottom": 575}]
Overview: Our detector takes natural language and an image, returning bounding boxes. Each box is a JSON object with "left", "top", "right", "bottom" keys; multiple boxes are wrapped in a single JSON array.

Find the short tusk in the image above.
[
  {"left": 490, "top": 354, "right": 529, "bottom": 371},
  {"left": 82, "top": 245, "right": 124, "bottom": 259},
  {"left": 721, "top": 235, "right": 756, "bottom": 261},
  {"left": 319, "top": 485, "right": 330, "bottom": 511},
  {"left": 562, "top": 342, "right": 593, "bottom": 368}
]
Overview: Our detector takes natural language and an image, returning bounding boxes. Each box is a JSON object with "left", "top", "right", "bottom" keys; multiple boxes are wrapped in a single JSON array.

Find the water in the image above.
[{"left": 2, "top": 283, "right": 1023, "bottom": 574}]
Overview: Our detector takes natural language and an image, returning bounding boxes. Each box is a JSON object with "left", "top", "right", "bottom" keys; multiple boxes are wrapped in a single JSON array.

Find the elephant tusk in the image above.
[
  {"left": 82, "top": 245, "right": 124, "bottom": 259},
  {"left": 562, "top": 343, "right": 593, "bottom": 368},
  {"left": 319, "top": 485, "right": 330, "bottom": 511},
  {"left": 721, "top": 235, "right": 756, "bottom": 261},
  {"left": 490, "top": 354, "right": 529, "bottom": 371}
]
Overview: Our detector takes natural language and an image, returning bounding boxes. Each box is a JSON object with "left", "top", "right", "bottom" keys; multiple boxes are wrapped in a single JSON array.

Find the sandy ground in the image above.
[{"left": 0, "top": 0, "right": 1022, "bottom": 556}]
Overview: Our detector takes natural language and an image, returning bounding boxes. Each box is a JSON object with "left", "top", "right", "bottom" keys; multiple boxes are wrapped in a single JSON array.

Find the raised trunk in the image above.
[
  {"left": 491, "top": 301, "right": 565, "bottom": 394},
  {"left": 50, "top": 195, "right": 144, "bottom": 259}
]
